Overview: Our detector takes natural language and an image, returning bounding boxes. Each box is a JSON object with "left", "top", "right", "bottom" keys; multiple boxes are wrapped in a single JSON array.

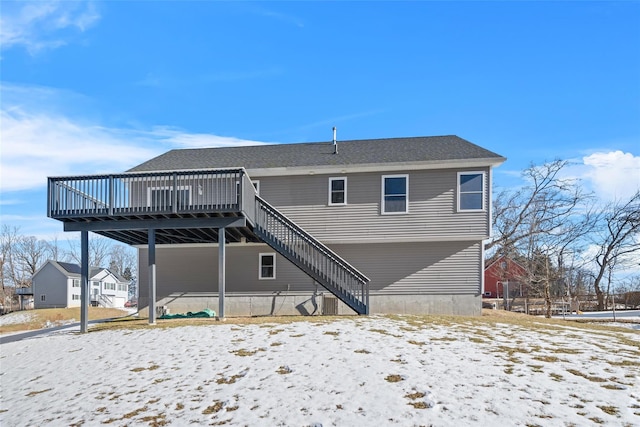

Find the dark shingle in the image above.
[
  {"left": 128, "top": 135, "right": 505, "bottom": 172},
  {"left": 56, "top": 261, "right": 105, "bottom": 277}
]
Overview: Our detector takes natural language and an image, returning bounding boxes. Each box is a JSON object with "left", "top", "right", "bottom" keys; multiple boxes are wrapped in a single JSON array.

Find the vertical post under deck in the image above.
[
  {"left": 80, "top": 231, "right": 89, "bottom": 333},
  {"left": 218, "top": 227, "right": 225, "bottom": 319},
  {"left": 148, "top": 229, "right": 156, "bottom": 325}
]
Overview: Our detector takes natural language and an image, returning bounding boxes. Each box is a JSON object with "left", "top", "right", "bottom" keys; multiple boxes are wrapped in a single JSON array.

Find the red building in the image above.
[{"left": 484, "top": 255, "right": 527, "bottom": 298}]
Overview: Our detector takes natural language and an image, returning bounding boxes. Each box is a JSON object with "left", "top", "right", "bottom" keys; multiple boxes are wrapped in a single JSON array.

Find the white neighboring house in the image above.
[{"left": 33, "top": 260, "right": 129, "bottom": 309}]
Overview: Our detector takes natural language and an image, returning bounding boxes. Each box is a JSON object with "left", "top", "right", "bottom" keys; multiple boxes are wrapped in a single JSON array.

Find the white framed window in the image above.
[
  {"left": 259, "top": 253, "right": 276, "bottom": 280},
  {"left": 252, "top": 180, "right": 260, "bottom": 195},
  {"left": 382, "top": 174, "right": 408, "bottom": 214},
  {"left": 72, "top": 294, "right": 81, "bottom": 300},
  {"left": 72, "top": 279, "right": 80, "bottom": 288},
  {"left": 458, "top": 172, "right": 485, "bottom": 211},
  {"left": 147, "top": 186, "right": 191, "bottom": 209},
  {"left": 117, "top": 283, "right": 128, "bottom": 292},
  {"left": 329, "top": 177, "right": 347, "bottom": 205},
  {"left": 92, "top": 281, "right": 100, "bottom": 287},
  {"left": 104, "top": 282, "right": 116, "bottom": 291}
]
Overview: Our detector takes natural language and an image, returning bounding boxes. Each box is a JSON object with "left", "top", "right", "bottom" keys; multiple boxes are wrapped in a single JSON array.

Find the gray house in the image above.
[
  {"left": 33, "top": 260, "right": 129, "bottom": 309},
  {"left": 47, "top": 135, "right": 505, "bottom": 324}
]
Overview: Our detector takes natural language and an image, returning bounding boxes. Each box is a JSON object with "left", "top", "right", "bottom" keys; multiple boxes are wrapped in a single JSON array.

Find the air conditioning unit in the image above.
[{"left": 323, "top": 295, "right": 338, "bottom": 315}]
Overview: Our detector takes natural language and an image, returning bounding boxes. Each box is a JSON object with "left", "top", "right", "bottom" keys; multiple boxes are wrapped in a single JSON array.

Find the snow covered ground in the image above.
[
  {"left": 1, "top": 315, "right": 638, "bottom": 426},
  {"left": 0, "top": 311, "right": 35, "bottom": 326}
]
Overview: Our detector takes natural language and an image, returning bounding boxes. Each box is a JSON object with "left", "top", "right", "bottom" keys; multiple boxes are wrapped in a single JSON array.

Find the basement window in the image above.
[{"left": 259, "top": 253, "right": 276, "bottom": 280}]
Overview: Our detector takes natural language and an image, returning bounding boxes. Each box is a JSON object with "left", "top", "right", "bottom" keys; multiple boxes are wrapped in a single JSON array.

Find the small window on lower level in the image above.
[
  {"left": 72, "top": 294, "right": 81, "bottom": 300},
  {"left": 40, "top": 295, "right": 46, "bottom": 301},
  {"left": 259, "top": 253, "right": 276, "bottom": 280}
]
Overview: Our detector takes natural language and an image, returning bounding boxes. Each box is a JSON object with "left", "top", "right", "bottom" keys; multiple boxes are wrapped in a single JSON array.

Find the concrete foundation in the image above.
[{"left": 138, "top": 292, "right": 481, "bottom": 317}]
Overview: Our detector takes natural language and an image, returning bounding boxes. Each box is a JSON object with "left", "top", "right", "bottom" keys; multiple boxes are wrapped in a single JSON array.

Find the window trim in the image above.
[
  {"left": 328, "top": 177, "right": 347, "bottom": 206},
  {"left": 457, "top": 171, "right": 486, "bottom": 212},
  {"left": 381, "top": 174, "right": 409, "bottom": 215},
  {"left": 252, "top": 180, "right": 260, "bottom": 195},
  {"left": 258, "top": 253, "right": 276, "bottom": 280}
]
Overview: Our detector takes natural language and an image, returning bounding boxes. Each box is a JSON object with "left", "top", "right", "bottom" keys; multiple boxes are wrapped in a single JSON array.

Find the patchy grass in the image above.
[
  {"left": 130, "top": 364, "right": 160, "bottom": 372},
  {"left": 405, "top": 391, "right": 426, "bottom": 400},
  {"left": 0, "top": 307, "right": 130, "bottom": 334},
  {"left": 549, "top": 373, "right": 564, "bottom": 382},
  {"left": 25, "top": 388, "right": 52, "bottom": 397},
  {"left": 385, "top": 374, "right": 404, "bottom": 383},
  {"left": 276, "top": 366, "right": 292, "bottom": 375},
  {"left": 533, "top": 355, "right": 561, "bottom": 363},
  {"left": 230, "top": 348, "right": 266, "bottom": 357},
  {"left": 566, "top": 369, "right": 607, "bottom": 383},
  {"left": 202, "top": 401, "right": 224, "bottom": 414}
]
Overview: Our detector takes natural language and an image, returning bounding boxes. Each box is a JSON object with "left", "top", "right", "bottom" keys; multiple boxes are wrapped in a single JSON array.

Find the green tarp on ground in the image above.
[{"left": 159, "top": 308, "right": 216, "bottom": 319}]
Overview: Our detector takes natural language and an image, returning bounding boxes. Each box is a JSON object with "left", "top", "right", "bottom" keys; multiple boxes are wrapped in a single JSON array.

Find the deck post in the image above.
[
  {"left": 148, "top": 228, "right": 157, "bottom": 325},
  {"left": 80, "top": 231, "right": 89, "bottom": 333},
  {"left": 218, "top": 227, "right": 225, "bottom": 319}
]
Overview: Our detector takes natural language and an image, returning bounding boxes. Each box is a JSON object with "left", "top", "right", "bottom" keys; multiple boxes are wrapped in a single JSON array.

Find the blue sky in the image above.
[{"left": 1, "top": 0, "right": 639, "bottom": 239}]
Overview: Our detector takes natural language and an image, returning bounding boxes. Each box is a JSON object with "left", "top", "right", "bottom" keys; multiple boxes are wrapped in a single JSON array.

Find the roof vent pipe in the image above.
[{"left": 333, "top": 126, "right": 338, "bottom": 154}]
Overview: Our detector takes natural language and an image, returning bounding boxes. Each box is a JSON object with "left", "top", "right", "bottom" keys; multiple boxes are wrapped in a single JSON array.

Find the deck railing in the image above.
[
  {"left": 253, "top": 196, "right": 370, "bottom": 314},
  {"left": 48, "top": 169, "right": 246, "bottom": 218},
  {"left": 47, "top": 168, "right": 370, "bottom": 314}
]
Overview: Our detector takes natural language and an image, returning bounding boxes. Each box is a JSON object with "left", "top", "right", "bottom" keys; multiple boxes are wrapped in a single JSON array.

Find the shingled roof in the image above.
[{"left": 128, "top": 135, "right": 505, "bottom": 173}]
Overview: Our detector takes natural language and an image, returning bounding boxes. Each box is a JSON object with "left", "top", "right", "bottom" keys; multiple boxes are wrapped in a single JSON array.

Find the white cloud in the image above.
[
  {"left": 581, "top": 151, "right": 640, "bottom": 202},
  {"left": 0, "top": 107, "right": 158, "bottom": 192},
  {"left": 0, "top": 84, "right": 269, "bottom": 194},
  {"left": 0, "top": 0, "right": 100, "bottom": 54},
  {"left": 149, "top": 126, "right": 267, "bottom": 148}
]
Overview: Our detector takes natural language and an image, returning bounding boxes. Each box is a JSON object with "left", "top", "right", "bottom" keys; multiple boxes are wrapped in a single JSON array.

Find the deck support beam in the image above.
[
  {"left": 80, "top": 231, "right": 89, "bottom": 333},
  {"left": 148, "top": 229, "right": 157, "bottom": 325},
  {"left": 218, "top": 227, "right": 225, "bottom": 319}
]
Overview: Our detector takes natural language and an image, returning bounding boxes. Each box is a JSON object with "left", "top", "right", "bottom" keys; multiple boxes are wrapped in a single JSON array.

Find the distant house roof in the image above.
[
  {"left": 52, "top": 261, "right": 127, "bottom": 282},
  {"left": 56, "top": 261, "right": 102, "bottom": 277},
  {"left": 128, "top": 135, "right": 505, "bottom": 174}
]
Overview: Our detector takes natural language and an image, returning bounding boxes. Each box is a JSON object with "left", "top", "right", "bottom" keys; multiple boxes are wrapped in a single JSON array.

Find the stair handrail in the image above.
[{"left": 254, "top": 196, "right": 369, "bottom": 284}]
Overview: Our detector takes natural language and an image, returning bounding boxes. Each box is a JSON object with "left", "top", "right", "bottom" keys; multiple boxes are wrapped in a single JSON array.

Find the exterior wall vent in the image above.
[{"left": 323, "top": 294, "right": 339, "bottom": 315}]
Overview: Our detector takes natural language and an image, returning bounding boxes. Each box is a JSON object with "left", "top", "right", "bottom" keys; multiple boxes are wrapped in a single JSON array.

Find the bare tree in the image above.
[
  {"left": 590, "top": 191, "right": 640, "bottom": 310},
  {"left": 488, "top": 160, "right": 586, "bottom": 254},
  {"left": 108, "top": 244, "right": 137, "bottom": 278},
  {"left": 1, "top": 225, "right": 21, "bottom": 289},
  {"left": 489, "top": 160, "right": 593, "bottom": 317},
  {"left": 14, "top": 236, "right": 50, "bottom": 286},
  {"left": 67, "top": 234, "right": 113, "bottom": 267}
]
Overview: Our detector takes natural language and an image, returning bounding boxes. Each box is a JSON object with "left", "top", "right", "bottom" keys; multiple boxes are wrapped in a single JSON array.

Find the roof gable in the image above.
[
  {"left": 128, "top": 135, "right": 505, "bottom": 173},
  {"left": 46, "top": 261, "right": 109, "bottom": 279}
]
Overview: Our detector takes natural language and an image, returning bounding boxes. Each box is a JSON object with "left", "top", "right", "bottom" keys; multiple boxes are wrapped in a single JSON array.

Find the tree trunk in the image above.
[
  {"left": 594, "top": 282, "right": 605, "bottom": 311},
  {"left": 544, "top": 279, "right": 552, "bottom": 318}
]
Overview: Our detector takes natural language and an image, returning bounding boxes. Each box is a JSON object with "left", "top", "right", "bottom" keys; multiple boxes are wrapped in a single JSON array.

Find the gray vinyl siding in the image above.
[
  {"left": 138, "top": 241, "right": 481, "bottom": 303},
  {"left": 33, "top": 263, "right": 69, "bottom": 308},
  {"left": 255, "top": 168, "right": 490, "bottom": 243},
  {"left": 336, "top": 241, "right": 481, "bottom": 295}
]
